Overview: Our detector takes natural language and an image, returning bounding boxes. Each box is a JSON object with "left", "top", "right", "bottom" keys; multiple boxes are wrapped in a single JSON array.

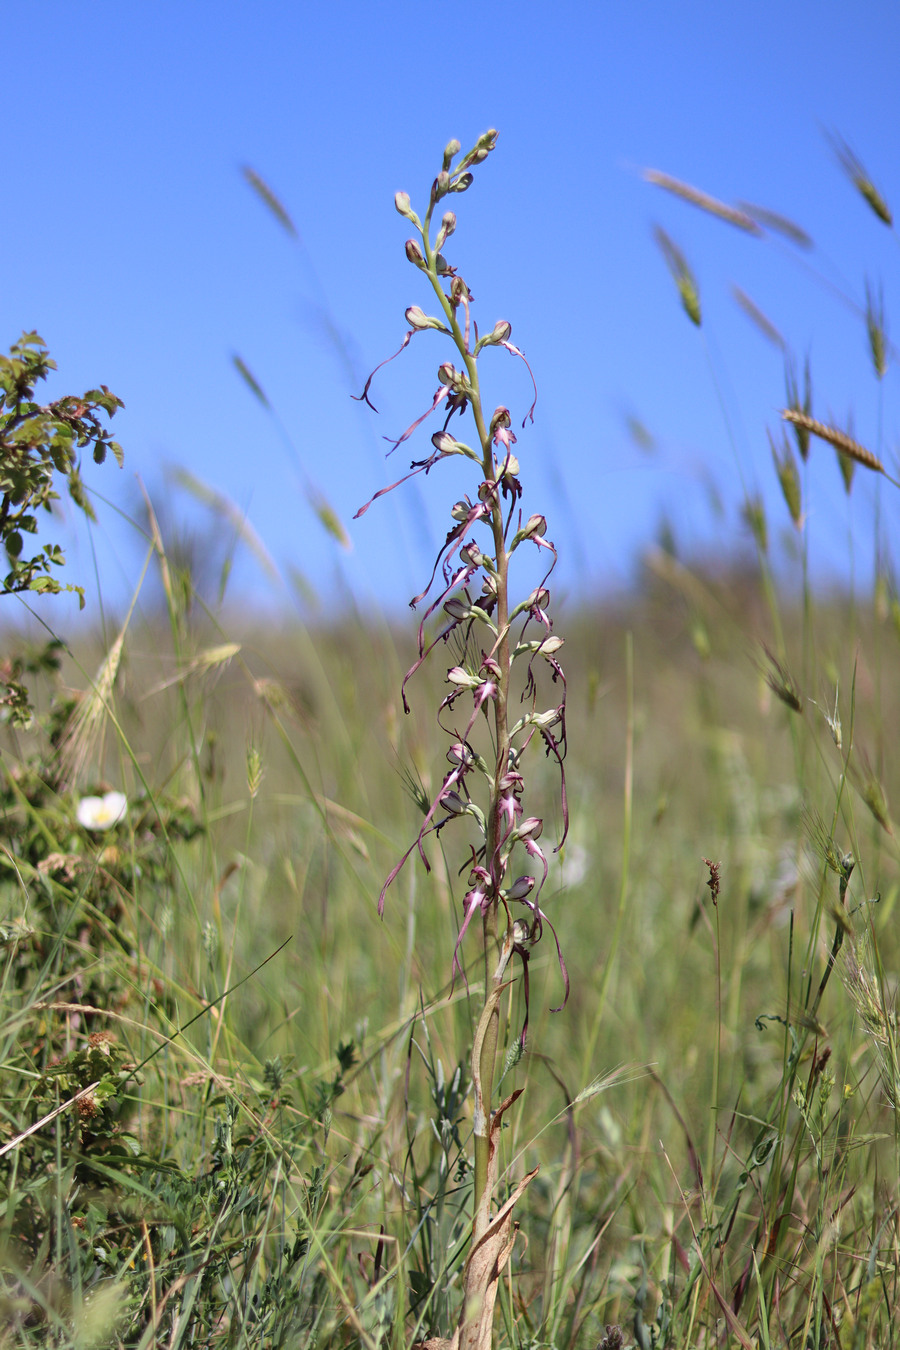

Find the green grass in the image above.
[{"left": 0, "top": 558, "right": 898, "bottom": 1347}]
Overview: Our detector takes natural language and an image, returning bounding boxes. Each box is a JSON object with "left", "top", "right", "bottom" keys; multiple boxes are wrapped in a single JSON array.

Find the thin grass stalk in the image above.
[{"left": 584, "top": 630, "right": 632, "bottom": 1069}]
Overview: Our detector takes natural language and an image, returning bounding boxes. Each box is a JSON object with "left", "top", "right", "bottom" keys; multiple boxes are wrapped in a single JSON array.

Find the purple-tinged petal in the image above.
[
  {"left": 377, "top": 838, "right": 422, "bottom": 916},
  {"left": 352, "top": 331, "right": 415, "bottom": 411},
  {"left": 450, "top": 884, "right": 489, "bottom": 989},
  {"left": 542, "top": 909, "right": 570, "bottom": 1012},
  {"left": 383, "top": 385, "right": 450, "bottom": 457},
  {"left": 499, "top": 340, "right": 538, "bottom": 425},
  {"left": 354, "top": 447, "right": 450, "bottom": 520}
]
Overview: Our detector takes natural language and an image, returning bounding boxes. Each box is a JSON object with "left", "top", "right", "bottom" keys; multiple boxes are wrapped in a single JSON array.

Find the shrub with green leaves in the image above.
[
  {"left": 0, "top": 331, "right": 123, "bottom": 730},
  {"left": 0, "top": 330, "right": 123, "bottom": 605}
]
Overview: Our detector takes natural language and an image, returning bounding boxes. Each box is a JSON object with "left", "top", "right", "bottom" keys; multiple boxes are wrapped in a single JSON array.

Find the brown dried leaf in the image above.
[{"left": 455, "top": 1090, "right": 537, "bottom": 1350}]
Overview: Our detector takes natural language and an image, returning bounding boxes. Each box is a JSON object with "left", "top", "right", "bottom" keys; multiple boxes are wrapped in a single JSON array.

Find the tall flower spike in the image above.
[{"left": 356, "top": 135, "right": 568, "bottom": 1350}]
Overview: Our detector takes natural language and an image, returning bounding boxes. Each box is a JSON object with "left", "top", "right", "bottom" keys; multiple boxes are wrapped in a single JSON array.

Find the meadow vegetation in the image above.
[{"left": 0, "top": 133, "right": 899, "bottom": 1349}]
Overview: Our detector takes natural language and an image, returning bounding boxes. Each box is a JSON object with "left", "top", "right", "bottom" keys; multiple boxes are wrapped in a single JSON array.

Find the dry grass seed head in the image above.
[
  {"left": 644, "top": 169, "right": 762, "bottom": 234},
  {"left": 59, "top": 629, "right": 126, "bottom": 786},
  {"left": 732, "top": 286, "right": 786, "bottom": 350},
  {"left": 742, "top": 496, "right": 768, "bottom": 554},
  {"left": 652, "top": 225, "right": 702, "bottom": 327},
  {"left": 837, "top": 447, "right": 856, "bottom": 494},
  {"left": 784, "top": 355, "right": 813, "bottom": 461},
  {"left": 828, "top": 131, "right": 893, "bottom": 226},
  {"left": 736, "top": 200, "right": 814, "bottom": 249},
  {"left": 844, "top": 748, "right": 893, "bottom": 835},
  {"left": 842, "top": 937, "right": 900, "bottom": 1108},
  {"left": 809, "top": 685, "right": 842, "bottom": 750},
  {"left": 768, "top": 429, "right": 803, "bottom": 528},
  {"left": 761, "top": 645, "right": 802, "bottom": 713},
  {"left": 780, "top": 411, "right": 885, "bottom": 476},
  {"left": 802, "top": 806, "right": 852, "bottom": 882},
  {"left": 864, "top": 279, "right": 888, "bottom": 379}
]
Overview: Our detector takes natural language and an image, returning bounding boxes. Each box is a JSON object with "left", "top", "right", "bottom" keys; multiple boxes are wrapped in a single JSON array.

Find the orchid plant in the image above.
[{"left": 355, "top": 130, "right": 569, "bottom": 1349}]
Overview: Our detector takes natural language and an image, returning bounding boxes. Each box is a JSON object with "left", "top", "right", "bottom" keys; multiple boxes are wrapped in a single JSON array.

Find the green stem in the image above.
[{"left": 420, "top": 206, "right": 511, "bottom": 1240}]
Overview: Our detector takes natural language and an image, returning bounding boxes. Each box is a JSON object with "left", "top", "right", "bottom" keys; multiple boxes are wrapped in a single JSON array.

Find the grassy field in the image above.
[{"left": 1, "top": 551, "right": 898, "bottom": 1348}]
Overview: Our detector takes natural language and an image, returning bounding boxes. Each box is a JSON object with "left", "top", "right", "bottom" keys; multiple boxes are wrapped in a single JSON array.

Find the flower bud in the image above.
[
  {"left": 405, "top": 305, "right": 448, "bottom": 333},
  {"left": 447, "top": 666, "right": 481, "bottom": 689},
  {"left": 450, "top": 172, "right": 474, "bottom": 193},
  {"left": 431, "top": 432, "right": 474, "bottom": 459},
  {"left": 474, "top": 319, "right": 513, "bottom": 355},
  {"left": 395, "top": 191, "right": 420, "bottom": 225},
  {"left": 478, "top": 129, "right": 499, "bottom": 151},
  {"left": 405, "top": 239, "right": 425, "bottom": 268},
  {"left": 435, "top": 210, "right": 457, "bottom": 251},
  {"left": 443, "top": 138, "right": 461, "bottom": 167},
  {"left": 441, "top": 790, "right": 468, "bottom": 815}
]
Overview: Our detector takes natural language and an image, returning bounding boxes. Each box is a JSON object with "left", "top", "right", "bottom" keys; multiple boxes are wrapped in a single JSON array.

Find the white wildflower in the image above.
[{"left": 76, "top": 791, "right": 128, "bottom": 831}]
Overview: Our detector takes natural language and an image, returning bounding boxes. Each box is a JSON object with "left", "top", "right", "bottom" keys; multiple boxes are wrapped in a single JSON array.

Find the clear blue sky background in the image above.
[{"left": 4, "top": 1, "right": 899, "bottom": 621}]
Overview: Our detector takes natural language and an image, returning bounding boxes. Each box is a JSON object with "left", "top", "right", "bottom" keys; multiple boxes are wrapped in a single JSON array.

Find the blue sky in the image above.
[{"left": 4, "top": 1, "right": 899, "bottom": 620}]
